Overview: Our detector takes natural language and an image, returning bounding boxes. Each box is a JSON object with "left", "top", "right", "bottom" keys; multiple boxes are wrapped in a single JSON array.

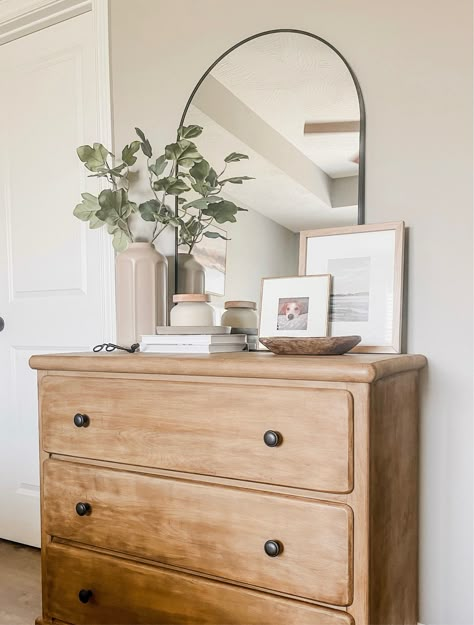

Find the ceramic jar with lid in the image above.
[
  {"left": 170, "top": 294, "right": 215, "bottom": 326},
  {"left": 221, "top": 301, "right": 258, "bottom": 329}
]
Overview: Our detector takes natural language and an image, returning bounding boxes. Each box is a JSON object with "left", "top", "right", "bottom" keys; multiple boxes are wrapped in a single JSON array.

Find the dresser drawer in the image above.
[
  {"left": 46, "top": 542, "right": 353, "bottom": 625},
  {"left": 44, "top": 459, "right": 353, "bottom": 606},
  {"left": 41, "top": 375, "right": 353, "bottom": 493}
]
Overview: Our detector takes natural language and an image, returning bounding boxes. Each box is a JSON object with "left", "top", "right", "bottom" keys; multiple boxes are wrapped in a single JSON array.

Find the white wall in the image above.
[{"left": 110, "top": 2, "right": 473, "bottom": 623}]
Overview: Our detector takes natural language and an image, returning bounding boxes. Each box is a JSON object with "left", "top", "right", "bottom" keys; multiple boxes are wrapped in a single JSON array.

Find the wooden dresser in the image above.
[{"left": 30, "top": 351, "right": 426, "bottom": 625}]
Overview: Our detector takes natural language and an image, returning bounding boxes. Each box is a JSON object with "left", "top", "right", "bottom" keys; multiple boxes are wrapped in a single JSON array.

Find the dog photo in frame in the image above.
[{"left": 259, "top": 275, "right": 331, "bottom": 339}]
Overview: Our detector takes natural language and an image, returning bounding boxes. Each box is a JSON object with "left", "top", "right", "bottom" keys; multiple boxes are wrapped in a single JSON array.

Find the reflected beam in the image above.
[{"left": 193, "top": 75, "right": 332, "bottom": 208}]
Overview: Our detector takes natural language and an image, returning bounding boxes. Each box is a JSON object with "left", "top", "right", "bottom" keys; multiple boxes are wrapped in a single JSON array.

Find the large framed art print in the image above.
[{"left": 299, "top": 222, "right": 405, "bottom": 353}]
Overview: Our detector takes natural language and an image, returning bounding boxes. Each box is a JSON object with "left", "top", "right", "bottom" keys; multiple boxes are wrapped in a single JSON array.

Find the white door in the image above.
[{"left": 0, "top": 11, "right": 114, "bottom": 546}]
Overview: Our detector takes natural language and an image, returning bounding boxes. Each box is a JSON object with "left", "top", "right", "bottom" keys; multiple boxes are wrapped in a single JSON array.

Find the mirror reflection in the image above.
[{"left": 178, "top": 31, "right": 363, "bottom": 310}]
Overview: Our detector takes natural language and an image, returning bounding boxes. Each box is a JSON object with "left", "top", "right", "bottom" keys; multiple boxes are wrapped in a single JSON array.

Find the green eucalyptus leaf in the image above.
[
  {"left": 77, "top": 143, "right": 111, "bottom": 172},
  {"left": 86, "top": 163, "right": 127, "bottom": 179},
  {"left": 190, "top": 159, "right": 210, "bottom": 182},
  {"left": 165, "top": 139, "right": 203, "bottom": 168},
  {"left": 154, "top": 176, "right": 190, "bottom": 195},
  {"left": 135, "top": 127, "right": 152, "bottom": 158},
  {"left": 206, "top": 167, "right": 218, "bottom": 188},
  {"left": 138, "top": 199, "right": 172, "bottom": 223},
  {"left": 96, "top": 188, "right": 135, "bottom": 225},
  {"left": 182, "top": 196, "right": 222, "bottom": 210},
  {"left": 135, "top": 127, "right": 146, "bottom": 142},
  {"left": 202, "top": 199, "right": 241, "bottom": 224},
  {"left": 178, "top": 125, "right": 203, "bottom": 139},
  {"left": 224, "top": 152, "right": 249, "bottom": 163},
  {"left": 89, "top": 214, "right": 105, "bottom": 229},
  {"left": 142, "top": 140, "right": 152, "bottom": 158},
  {"left": 121, "top": 141, "right": 141, "bottom": 166},
  {"left": 139, "top": 199, "right": 161, "bottom": 222},
  {"left": 191, "top": 180, "right": 212, "bottom": 196},
  {"left": 203, "top": 231, "right": 229, "bottom": 240},
  {"left": 149, "top": 154, "right": 167, "bottom": 177},
  {"left": 182, "top": 218, "right": 201, "bottom": 237},
  {"left": 73, "top": 192, "right": 100, "bottom": 222},
  {"left": 219, "top": 176, "right": 255, "bottom": 184},
  {"left": 112, "top": 229, "right": 129, "bottom": 252},
  {"left": 109, "top": 163, "right": 127, "bottom": 177}
]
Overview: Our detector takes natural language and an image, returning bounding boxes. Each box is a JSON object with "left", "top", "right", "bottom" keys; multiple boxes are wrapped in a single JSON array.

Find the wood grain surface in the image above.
[
  {"left": 32, "top": 352, "right": 425, "bottom": 625},
  {"left": 41, "top": 376, "right": 354, "bottom": 494},
  {"left": 43, "top": 460, "right": 353, "bottom": 606},
  {"left": 369, "top": 371, "right": 419, "bottom": 624},
  {"left": 46, "top": 542, "right": 354, "bottom": 625},
  {"left": 29, "top": 351, "right": 427, "bottom": 383},
  {"left": 259, "top": 336, "right": 361, "bottom": 355}
]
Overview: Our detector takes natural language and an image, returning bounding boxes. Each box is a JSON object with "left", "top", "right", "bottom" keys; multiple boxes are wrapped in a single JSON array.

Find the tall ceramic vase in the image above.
[
  {"left": 177, "top": 253, "right": 205, "bottom": 294},
  {"left": 116, "top": 243, "right": 168, "bottom": 345}
]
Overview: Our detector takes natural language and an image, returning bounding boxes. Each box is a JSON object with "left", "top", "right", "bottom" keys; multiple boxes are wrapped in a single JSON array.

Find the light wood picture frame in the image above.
[
  {"left": 299, "top": 222, "right": 405, "bottom": 353},
  {"left": 259, "top": 275, "right": 331, "bottom": 339}
]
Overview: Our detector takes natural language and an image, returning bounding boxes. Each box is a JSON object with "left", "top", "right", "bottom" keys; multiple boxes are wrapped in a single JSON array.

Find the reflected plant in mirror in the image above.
[
  {"left": 139, "top": 124, "right": 253, "bottom": 254},
  {"left": 174, "top": 127, "right": 254, "bottom": 254}
]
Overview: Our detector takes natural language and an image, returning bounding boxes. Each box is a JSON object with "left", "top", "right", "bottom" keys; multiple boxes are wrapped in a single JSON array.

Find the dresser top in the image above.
[{"left": 29, "top": 351, "right": 426, "bottom": 383}]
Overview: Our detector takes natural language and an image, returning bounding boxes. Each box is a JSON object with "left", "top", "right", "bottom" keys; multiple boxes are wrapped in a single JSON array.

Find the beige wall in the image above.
[
  {"left": 110, "top": 2, "right": 473, "bottom": 623},
  {"left": 207, "top": 207, "right": 299, "bottom": 311}
]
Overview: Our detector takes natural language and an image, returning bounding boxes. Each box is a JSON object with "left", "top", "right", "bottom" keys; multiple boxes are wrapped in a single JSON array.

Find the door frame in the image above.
[{"left": 0, "top": 0, "right": 116, "bottom": 339}]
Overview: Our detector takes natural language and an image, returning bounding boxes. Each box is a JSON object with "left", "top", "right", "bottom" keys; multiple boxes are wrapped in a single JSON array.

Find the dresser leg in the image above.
[{"left": 35, "top": 617, "right": 53, "bottom": 625}]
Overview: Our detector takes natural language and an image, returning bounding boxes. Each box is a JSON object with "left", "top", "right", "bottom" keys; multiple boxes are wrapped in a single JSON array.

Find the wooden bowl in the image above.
[{"left": 259, "top": 335, "right": 361, "bottom": 356}]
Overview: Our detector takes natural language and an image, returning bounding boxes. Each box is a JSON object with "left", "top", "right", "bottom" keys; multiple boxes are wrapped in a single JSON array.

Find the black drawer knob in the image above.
[
  {"left": 78, "top": 589, "right": 93, "bottom": 604},
  {"left": 264, "top": 540, "right": 282, "bottom": 557},
  {"left": 74, "top": 413, "right": 90, "bottom": 428},
  {"left": 75, "top": 502, "right": 91, "bottom": 517},
  {"left": 263, "top": 430, "right": 282, "bottom": 447}
]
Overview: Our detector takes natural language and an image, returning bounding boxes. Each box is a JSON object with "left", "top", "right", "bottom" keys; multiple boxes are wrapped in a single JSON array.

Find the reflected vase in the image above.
[
  {"left": 116, "top": 243, "right": 168, "bottom": 345},
  {"left": 177, "top": 253, "right": 205, "bottom": 294}
]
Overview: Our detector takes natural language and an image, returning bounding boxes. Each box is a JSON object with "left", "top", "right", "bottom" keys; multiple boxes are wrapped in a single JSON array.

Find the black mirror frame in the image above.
[{"left": 175, "top": 28, "right": 366, "bottom": 291}]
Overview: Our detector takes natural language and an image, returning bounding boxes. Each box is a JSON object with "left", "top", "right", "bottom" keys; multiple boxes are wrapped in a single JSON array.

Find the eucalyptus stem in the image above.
[
  {"left": 151, "top": 223, "right": 168, "bottom": 243},
  {"left": 147, "top": 157, "right": 160, "bottom": 200}
]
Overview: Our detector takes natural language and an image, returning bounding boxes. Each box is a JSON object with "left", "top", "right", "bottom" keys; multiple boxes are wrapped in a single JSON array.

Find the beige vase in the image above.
[
  {"left": 177, "top": 253, "right": 205, "bottom": 294},
  {"left": 116, "top": 243, "right": 168, "bottom": 345}
]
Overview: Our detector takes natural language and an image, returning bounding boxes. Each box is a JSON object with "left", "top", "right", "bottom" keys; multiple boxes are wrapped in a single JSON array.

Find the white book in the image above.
[
  {"left": 141, "top": 334, "right": 247, "bottom": 345},
  {"left": 140, "top": 343, "right": 247, "bottom": 354},
  {"left": 156, "top": 325, "right": 230, "bottom": 335}
]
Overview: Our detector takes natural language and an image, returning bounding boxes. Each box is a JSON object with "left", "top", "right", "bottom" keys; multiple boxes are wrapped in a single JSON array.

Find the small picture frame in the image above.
[
  {"left": 299, "top": 222, "right": 405, "bottom": 353},
  {"left": 259, "top": 275, "right": 331, "bottom": 339}
]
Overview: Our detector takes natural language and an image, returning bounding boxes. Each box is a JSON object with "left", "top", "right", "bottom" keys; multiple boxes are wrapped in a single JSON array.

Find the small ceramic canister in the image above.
[
  {"left": 221, "top": 301, "right": 258, "bottom": 329},
  {"left": 221, "top": 301, "right": 259, "bottom": 351},
  {"left": 170, "top": 294, "right": 215, "bottom": 326}
]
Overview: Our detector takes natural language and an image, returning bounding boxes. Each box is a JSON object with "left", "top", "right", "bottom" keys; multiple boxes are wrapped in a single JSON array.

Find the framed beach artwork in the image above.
[
  {"left": 191, "top": 226, "right": 227, "bottom": 296},
  {"left": 259, "top": 275, "right": 331, "bottom": 339},
  {"left": 299, "top": 222, "right": 405, "bottom": 353}
]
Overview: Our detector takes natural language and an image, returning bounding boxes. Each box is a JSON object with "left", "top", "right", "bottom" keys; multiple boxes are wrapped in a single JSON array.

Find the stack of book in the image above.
[{"left": 140, "top": 333, "right": 247, "bottom": 354}]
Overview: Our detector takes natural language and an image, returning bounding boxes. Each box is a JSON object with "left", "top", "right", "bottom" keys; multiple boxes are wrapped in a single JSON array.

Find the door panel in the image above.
[{"left": 0, "top": 11, "right": 113, "bottom": 546}]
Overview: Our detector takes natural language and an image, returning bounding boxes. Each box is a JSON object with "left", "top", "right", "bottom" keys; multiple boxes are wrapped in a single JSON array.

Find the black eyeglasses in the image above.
[{"left": 93, "top": 343, "right": 140, "bottom": 354}]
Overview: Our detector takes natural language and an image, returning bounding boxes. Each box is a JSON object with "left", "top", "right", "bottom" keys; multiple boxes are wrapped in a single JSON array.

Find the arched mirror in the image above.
[{"left": 176, "top": 29, "right": 365, "bottom": 310}]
